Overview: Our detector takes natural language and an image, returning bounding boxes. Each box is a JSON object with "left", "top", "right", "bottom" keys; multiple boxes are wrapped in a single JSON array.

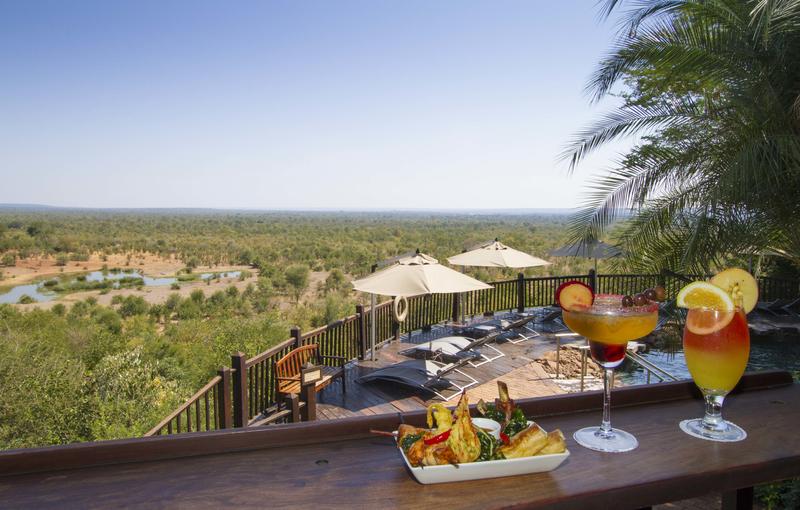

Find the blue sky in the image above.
[{"left": 0, "top": 1, "right": 628, "bottom": 210}]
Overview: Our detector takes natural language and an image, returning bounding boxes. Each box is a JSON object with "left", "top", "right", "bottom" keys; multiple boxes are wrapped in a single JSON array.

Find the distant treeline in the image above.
[{"left": 0, "top": 211, "right": 607, "bottom": 276}]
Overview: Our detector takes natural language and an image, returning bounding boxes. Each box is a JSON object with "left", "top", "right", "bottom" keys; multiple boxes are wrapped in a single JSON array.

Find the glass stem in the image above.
[
  {"left": 702, "top": 393, "right": 726, "bottom": 431},
  {"left": 600, "top": 367, "right": 613, "bottom": 436}
]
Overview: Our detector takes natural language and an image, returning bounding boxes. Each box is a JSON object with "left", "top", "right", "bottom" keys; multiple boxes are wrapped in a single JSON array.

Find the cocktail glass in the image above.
[
  {"left": 562, "top": 295, "right": 658, "bottom": 452},
  {"left": 680, "top": 307, "right": 750, "bottom": 442}
]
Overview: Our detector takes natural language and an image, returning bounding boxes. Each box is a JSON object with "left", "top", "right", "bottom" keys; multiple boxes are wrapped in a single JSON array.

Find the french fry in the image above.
[
  {"left": 537, "top": 429, "right": 567, "bottom": 455},
  {"left": 498, "top": 424, "right": 548, "bottom": 459}
]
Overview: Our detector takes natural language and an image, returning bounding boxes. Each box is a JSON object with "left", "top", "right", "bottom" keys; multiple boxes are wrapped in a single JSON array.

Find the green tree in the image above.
[
  {"left": 564, "top": 0, "right": 800, "bottom": 273},
  {"left": 285, "top": 264, "right": 310, "bottom": 303},
  {"left": 118, "top": 296, "right": 149, "bottom": 318},
  {"left": 1, "top": 253, "right": 15, "bottom": 267},
  {"left": 324, "top": 268, "right": 347, "bottom": 293}
]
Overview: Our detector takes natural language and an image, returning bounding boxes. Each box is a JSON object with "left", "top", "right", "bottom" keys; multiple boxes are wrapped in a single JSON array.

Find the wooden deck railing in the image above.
[
  {"left": 145, "top": 369, "right": 232, "bottom": 436},
  {"left": 149, "top": 269, "right": 800, "bottom": 436}
]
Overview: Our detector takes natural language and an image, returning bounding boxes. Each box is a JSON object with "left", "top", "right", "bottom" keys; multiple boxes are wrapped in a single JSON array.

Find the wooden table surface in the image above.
[{"left": 0, "top": 373, "right": 798, "bottom": 510}]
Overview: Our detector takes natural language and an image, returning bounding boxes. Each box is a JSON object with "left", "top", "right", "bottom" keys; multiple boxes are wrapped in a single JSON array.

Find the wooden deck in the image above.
[{"left": 314, "top": 317, "right": 575, "bottom": 420}]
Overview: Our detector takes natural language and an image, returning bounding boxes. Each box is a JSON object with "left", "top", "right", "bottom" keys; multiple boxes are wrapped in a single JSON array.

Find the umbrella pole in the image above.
[{"left": 370, "top": 294, "right": 376, "bottom": 361}]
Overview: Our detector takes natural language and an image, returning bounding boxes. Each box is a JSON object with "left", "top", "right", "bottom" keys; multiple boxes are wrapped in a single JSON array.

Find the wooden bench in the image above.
[{"left": 275, "top": 344, "right": 347, "bottom": 397}]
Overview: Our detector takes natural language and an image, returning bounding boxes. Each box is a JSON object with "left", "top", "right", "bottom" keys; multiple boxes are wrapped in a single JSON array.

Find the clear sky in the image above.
[{"left": 0, "top": 1, "right": 628, "bottom": 210}]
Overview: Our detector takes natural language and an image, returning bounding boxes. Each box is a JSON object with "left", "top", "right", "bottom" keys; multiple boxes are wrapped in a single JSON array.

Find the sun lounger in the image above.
[
  {"left": 399, "top": 331, "right": 505, "bottom": 368},
  {"left": 355, "top": 359, "right": 478, "bottom": 401},
  {"left": 756, "top": 299, "right": 794, "bottom": 316}
]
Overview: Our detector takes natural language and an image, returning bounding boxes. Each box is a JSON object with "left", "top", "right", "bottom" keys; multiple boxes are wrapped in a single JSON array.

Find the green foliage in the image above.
[
  {"left": 1, "top": 253, "right": 15, "bottom": 267},
  {"left": 170, "top": 281, "right": 180, "bottom": 290},
  {"left": 0, "top": 296, "right": 292, "bottom": 449},
  {"left": 89, "top": 346, "right": 181, "bottom": 439},
  {"left": 324, "top": 268, "right": 348, "bottom": 293},
  {"left": 117, "top": 296, "right": 149, "bottom": 318},
  {"left": 565, "top": 0, "right": 800, "bottom": 274},
  {"left": 757, "top": 479, "right": 800, "bottom": 510},
  {"left": 285, "top": 264, "right": 310, "bottom": 303},
  {"left": 55, "top": 253, "right": 69, "bottom": 266},
  {"left": 17, "top": 294, "right": 35, "bottom": 304}
]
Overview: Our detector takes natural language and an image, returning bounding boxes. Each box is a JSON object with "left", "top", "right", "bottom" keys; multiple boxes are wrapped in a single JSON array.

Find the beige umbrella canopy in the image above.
[
  {"left": 352, "top": 252, "right": 492, "bottom": 297},
  {"left": 447, "top": 239, "right": 551, "bottom": 269},
  {"left": 352, "top": 251, "right": 492, "bottom": 359}
]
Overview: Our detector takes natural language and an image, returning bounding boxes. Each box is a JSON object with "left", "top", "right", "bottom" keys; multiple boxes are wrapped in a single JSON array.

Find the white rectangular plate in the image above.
[{"left": 398, "top": 447, "right": 570, "bottom": 484}]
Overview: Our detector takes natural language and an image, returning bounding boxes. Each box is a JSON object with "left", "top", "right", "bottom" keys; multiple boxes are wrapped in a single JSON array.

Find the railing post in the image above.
[
  {"left": 291, "top": 326, "right": 303, "bottom": 348},
  {"left": 452, "top": 293, "right": 461, "bottom": 323},
  {"left": 300, "top": 365, "right": 318, "bottom": 422},
  {"left": 285, "top": 393, "right": 300, "bottom": 423},
  {"left": 517, "top": 272, "right": 525, "bottom": 313},
  {"left": 231, "top": 352, "right": 248, "bottom": 428},
  {"left": 356, "top": 304, "right": 367, "bottom": 360},
  {"left": 588, "top": 269, "right": 597, "bottom": 293},
  {"left": 217, "top": 367, "right": 232, "bottom": 429}
]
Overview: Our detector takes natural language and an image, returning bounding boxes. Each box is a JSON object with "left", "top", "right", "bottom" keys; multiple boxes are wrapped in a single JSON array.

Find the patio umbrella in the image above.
[
  {"left": 447, "top": 239, "right": 551, "bottom": 320},
  {"left": 352, "top": 251, "right": 492, "bottom": 360},
  {"left": 447, "top": 239, "right": 551, "bottom": 269},
  {"left": 548, "top": 240, "right": 622, "bottom": 271}
]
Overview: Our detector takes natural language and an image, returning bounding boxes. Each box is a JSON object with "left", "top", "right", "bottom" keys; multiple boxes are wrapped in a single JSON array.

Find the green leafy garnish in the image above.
[
  {"left": 476, "top": 429, "right": 504, "bottom": 461},
  {"left": 502, "top": 408, "right": 528, "bottom": 437},
  {"left": 399, "top": 433, "right": 423, "bottom": 453}
]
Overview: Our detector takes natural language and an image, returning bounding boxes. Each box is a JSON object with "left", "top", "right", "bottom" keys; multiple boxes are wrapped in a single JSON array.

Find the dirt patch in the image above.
[{"left": 535, "top": 346, "right": 603, "bottom": 379}]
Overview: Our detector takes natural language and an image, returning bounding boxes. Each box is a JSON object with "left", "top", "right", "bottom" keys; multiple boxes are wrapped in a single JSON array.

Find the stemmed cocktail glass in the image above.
[
  {"left": 680, "top": 307, "right": 750, "bottom": 442},
  {"left": 562, "top": 295, "right": 658, "bottom": 452}
]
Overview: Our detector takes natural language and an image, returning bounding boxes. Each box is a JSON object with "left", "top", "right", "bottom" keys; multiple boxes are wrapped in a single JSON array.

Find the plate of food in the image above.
[{"left": 386, "top": 381, "right": 569, "bottom": 484}]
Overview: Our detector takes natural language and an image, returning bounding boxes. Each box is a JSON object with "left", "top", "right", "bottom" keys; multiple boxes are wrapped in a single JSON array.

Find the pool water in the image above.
[
  {"left": 0, "top": 270, "right": 242, "bottom": 304},
  {"left": 618, "top": 331, "right": 800, "bottom": 385}
]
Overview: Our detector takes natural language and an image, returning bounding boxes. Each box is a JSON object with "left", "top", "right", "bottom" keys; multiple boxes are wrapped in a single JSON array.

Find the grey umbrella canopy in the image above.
[{"left": 548, "top": 240, "right": 622, "bottom": 271}]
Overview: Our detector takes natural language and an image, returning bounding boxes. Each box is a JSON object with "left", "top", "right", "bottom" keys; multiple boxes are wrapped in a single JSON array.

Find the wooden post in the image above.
[
  {"left": 355, "top": 304, "right": 367, "bottom": 360},
  {"left": 285, "top": 393, "right": 300, "bottom": 423},
  {"left": 452, "top": 293, "right": 461, "bottom": 323},
  {"left": 217, "top": 367, "right": 232, "bottom": 429},
  {"left": 231, "top": 352, "right": 248, "bottom": 428},
  {"left": 291, "top": 326, "right": 302, "bottom": 348},
  {"left": 722, "top": 487, "right": 753, "bottom": 510},
  {"left": 300, "top": 364, "right": 320, "bottom": 421},
  {"left": 588, "top": 269, "right": 597, "bottom": 293},
  {"left": 517, "top": 272, "right": 525, "bottom": 313},
  {"left": 658, "top": 268, "right": 667, "bottom": 288}
]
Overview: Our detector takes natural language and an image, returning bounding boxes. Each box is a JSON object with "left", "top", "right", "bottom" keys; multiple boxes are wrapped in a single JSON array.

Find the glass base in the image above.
[
  {"left": 679, "top": 418, "right": 747, "bottom": 442},
  {"left": 573, "top": 426, "right": 638, "bottom": 453}
]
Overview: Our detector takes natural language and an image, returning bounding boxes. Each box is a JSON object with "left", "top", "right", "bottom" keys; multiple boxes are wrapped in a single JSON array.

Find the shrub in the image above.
[
  {"left": 1, "top": 253, "right": 15, "bottom": 267},
  {"left": 118, "top": 296, "right": 149, "bottom": 318},
  {"left": 324, "top": 268, "right": 347, "bottom": 293},
  {"left": 55, "top": 254, "right": 69, "bottom": 266},
  {"left": 51, "top": 303, "right": 66, "bottom": 316},
  {"left": 17, "top": 295, "right": 35, "bottom": 304},
  {"left": 176, "top": 298, "right": 201, "bottom": 320},
  {"left": 189, "top": 289, "right": 205, "bottom": 304},
  {"left": 170, "top": 282, "right": 180, "bottom": 290}
]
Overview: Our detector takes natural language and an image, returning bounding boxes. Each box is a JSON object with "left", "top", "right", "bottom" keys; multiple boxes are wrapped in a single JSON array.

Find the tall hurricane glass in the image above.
[
  {"left": 680, "top": 307, "right": 750, "bottom": 442},
  {"left": 562, "top": 295, "right": 658, "bottom": 453}
]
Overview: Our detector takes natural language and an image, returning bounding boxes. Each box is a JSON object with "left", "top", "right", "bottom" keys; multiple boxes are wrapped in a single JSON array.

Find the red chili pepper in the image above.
[
  {"left": 500, "top": 432, "right": 510, "bottom": 445},
  {"left": 424, "top": 430, "right": 451, "bottom": 445}
]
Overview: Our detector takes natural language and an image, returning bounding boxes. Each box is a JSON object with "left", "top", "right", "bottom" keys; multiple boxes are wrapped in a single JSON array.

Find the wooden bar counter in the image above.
[{"left": 0, "top": 371, "right": 798, "bottom": 509}]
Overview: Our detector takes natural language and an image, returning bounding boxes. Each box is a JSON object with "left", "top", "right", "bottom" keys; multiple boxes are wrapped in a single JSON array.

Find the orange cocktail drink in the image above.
[
  {"left": 561, "top": 294, "right": 659, "bottom": 453},
  {"left": 563, "top": 295, "right": 658, "bottom": 367},
  {"left": 683, "top": 308, "right": 750, "bottom": 394}
]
